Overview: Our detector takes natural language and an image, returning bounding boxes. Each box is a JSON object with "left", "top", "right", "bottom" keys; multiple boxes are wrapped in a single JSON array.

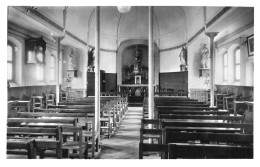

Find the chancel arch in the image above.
[{"left": 116, "top": 39, "right": 159, "bottom": 87}]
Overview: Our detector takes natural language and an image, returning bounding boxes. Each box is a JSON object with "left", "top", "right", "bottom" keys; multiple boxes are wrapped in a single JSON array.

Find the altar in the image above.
[{"left": 119, "top": 84, "right": 148, "bottom": 102}]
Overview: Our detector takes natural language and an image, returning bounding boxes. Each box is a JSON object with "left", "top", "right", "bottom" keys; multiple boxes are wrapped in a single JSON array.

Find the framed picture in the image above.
[{"left": 247, "top": 34, "right": 254, "bottom": 57}]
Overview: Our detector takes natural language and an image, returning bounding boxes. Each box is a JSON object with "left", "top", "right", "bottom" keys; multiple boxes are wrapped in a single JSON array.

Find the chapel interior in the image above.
[{"left": 6, "top": 6, "right": 254, "bottom": 159}]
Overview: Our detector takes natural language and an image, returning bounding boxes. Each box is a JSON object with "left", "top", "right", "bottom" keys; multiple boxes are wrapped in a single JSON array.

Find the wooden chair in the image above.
[
  {"left": 46, "top": 94, "right": 55, "bottom": 108},
  {"left": 60, "top": 92, "right": 67, "bottom": 102},
  {"left": 31, "top": 96, "right": 43, "bottom": 112}
]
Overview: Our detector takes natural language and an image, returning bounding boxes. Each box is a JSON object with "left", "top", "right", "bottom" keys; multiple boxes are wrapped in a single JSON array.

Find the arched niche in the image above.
[{"left": 116, "top": 39, "right": 160, "bottom": 87}]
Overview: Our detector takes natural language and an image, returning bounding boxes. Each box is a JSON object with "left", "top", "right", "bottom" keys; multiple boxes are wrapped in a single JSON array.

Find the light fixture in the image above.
[{"left": 117, "top": 6, "right": 131, "bottom": 13}]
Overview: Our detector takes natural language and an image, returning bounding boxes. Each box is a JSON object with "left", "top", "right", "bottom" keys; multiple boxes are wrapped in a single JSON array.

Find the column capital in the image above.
[
  {"left": 205, "top": 32, "right": 219, "bottom": 39},
  {"left": 52, "top": 36, "right": 64, "bottom": 43}
]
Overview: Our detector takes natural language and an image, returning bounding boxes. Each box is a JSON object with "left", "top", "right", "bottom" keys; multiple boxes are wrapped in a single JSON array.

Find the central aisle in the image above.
[{"left": 98, "top": 107, "right": 142, "bottom": 159}]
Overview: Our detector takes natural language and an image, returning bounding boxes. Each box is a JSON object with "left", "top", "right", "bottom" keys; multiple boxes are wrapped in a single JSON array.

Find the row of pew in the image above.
[
  {"left": 140, "top": 96, "right": 253, "bottom": 159},
  {"left": 7, "top": 96, "right": 128, "bottom": 159}
]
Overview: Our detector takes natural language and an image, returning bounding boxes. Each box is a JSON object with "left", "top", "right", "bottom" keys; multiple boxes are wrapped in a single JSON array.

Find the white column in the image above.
[
  {"left": 94, "top": 6, "right": 100, "bottom": 132},
  {"left": 205, "top": 32, "right": 218, "bottom": 107},
  {"left": 148, "top": 6, "right": 154, "bottom": 119},
  {"left": 55, "top": 37, "right": 63, "bottom": 105}
]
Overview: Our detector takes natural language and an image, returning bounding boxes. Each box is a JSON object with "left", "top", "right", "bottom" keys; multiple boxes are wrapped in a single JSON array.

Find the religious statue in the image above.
[
  {"left": 68, "top": 48, "right": 75, "bottom": 70},
  {"left": 179, "top": 46, "right": 187, "bottom": 66},
  {"left": 133, "top": 49, "right": 142, "bottom": 74},
  {"left": 200, "top": 43, "right": 210, "bottom": 68},
  {"left": 87, "top": 47, "right": 95, "bottom": 72}
]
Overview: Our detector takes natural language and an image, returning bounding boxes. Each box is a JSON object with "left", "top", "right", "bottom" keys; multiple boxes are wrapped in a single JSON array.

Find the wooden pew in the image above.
[
  {"left": 48, "top": 105, "right": 94, "bottom": 109},
  {"left": 7, "top": 127, "right": 62, "bottom": 158},
  {"left": 100, "top": 103, "right": 114, "bottom": 138},
  {"left": 164, "top": 131, "right": 253, "bottom": 145},
  {"left": 157, "top": 106, "right": 218, "bottom": 111},
  {"left": 161, "top": 121, "right": 253, "bottom": 134},
  {"left": 7, "top": 138, "right": 36, "bottom": 159},
  {"left": 156, "top": 103, "right": 209, "bottom": 107},
  {"left": 17, "top": 112, "right": 96, "bottom": 158},
  {"left": 7, "top": 118, "right": 87, "bottom": 159},
  {"left": 154, "top": 96, "right": 192, "bottom": 100},
  {"left": 168, "top": 143, "right": 253, "bottom": 159},
  {"left": 48, "top": 99, "right": 124, "bottom": 138},
  {"left": 52, "top": 101, "right": 120, "bottom": 138},
  {"left": 61, "top": 126, "right": 84, "bottom": 159},
  {"left": 8, "top": 118, "right": 77, "bottom": 127},
  {"left": 160, "top": 114, "right": 244, "bottom": 123},
  {"left": 139, "top": 143, "right": 169, "bottom": 159},
  {"left": 35, "top": 108, "right": 94, "bottom": 113},
  {"left": 155, "top": 101, "right": 205, "bottom": 105},
  {"left": 158, "top": 110, "right": 231, "bottom": 120}
]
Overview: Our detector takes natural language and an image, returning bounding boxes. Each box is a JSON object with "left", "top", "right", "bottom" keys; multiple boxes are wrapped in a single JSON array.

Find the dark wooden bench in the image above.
[
  {"left": 35, "top": 108, "right": 94, "bottom": 114},
  {"left": 155, "top": 101, "right": 205, "bottom": 104},
  {"left": 161, "top": 121, "right": 253, "bottom": 134},
  {"left": 48, "top": 105, "right": 94, "bottom": 109},
  {"left": 154, "top": 96, "right": 191, "bottom": 100},
  {"left": 164, "top": 131, "right": 253, "bottom": 145},
  {"left": 139, "top": 143, "right": 169, "bottom": 159},
  {"left": 7, "top": 118, "right": 77, "bottom": 128},
  {"left": 41, "top": 103, "right": 120, "bottom": 138},
  {"left": 7, "top": 138, "right": 36, "bottom": 159},
  {"left": 156, "top": 103, "right": 209, "bottom": 107},
  {"left": 157, "top": 106, "right": 218, "bottom": 111},
  {"left": 168, "top": 143, "right": 253, "bottom": 159},
  {"left": 7, "top": 127, "right": 62, "bottom": 158},
  {"left": 17, "top": 112, "right": 96, "bottom": 158},
  {"left": 158, "top": 110, "right": 231, "bottom": 119},
  {"left": 160, "top": 114, "right": 244, "bottom": 122},
  {"left": 7, "top": 118, "right": 88, "bottom": 159}
]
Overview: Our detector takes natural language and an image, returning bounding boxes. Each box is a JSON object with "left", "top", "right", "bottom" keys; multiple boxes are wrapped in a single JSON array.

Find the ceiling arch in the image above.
[{"left": 8, "top": 6, "right": 253, "bottom": 51}]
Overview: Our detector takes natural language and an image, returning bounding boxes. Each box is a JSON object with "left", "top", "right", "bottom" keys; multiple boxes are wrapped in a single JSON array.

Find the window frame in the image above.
[{"left": 7, "top": 41, "right": 15, "bottom": 81}]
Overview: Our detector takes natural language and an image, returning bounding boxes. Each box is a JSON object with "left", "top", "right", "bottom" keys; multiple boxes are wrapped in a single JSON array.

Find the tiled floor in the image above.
[{"left": 98, "top": 107, "right": 142, "bottom": 159}]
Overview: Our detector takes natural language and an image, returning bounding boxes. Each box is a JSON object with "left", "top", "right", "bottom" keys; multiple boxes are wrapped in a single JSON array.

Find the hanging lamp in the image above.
[{"left": 117, "top": 6, "right": 131, "bottom": 13}]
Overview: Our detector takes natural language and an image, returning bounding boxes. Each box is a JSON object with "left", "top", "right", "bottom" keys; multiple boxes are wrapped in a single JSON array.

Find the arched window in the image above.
[
  {"left": 50, "top": 54, "right": 55, "bottom": 81},
  {"left": 7, "top": 41, "right": 15, "bottom": 81},
  {"left": 234, "top": 48, "right": 240, "bottom": 81},
  {"left": 223, "top": 52, "right": 228, "bottom": 81}
]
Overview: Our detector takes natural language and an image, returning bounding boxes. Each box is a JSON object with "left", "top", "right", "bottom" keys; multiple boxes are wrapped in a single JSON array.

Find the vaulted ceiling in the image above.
[{"left": 8, "top": 6, "right": 254, "bottom": 50}]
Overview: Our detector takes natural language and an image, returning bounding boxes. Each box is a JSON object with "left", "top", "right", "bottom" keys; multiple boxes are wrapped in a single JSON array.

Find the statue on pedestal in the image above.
[
  {"left": 87, "top": 47, "right": 95, "bottom": 72},
  {"left": 133, "top": 49, "right": 142, "bottom": 74},
  {"left": 179, "top": 46, "right": 187, "bottom": 66},
  {"left": 200, "top": 44, "right": 210, "bottom": 68},
  {"left": 179, "top": 46, "right": 188, "bottom": 71}
]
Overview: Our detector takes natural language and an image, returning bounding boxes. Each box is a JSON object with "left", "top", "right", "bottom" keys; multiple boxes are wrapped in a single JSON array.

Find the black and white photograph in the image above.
[{"left": 1, "top": 0, "right": 258, "bottom": 165}]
